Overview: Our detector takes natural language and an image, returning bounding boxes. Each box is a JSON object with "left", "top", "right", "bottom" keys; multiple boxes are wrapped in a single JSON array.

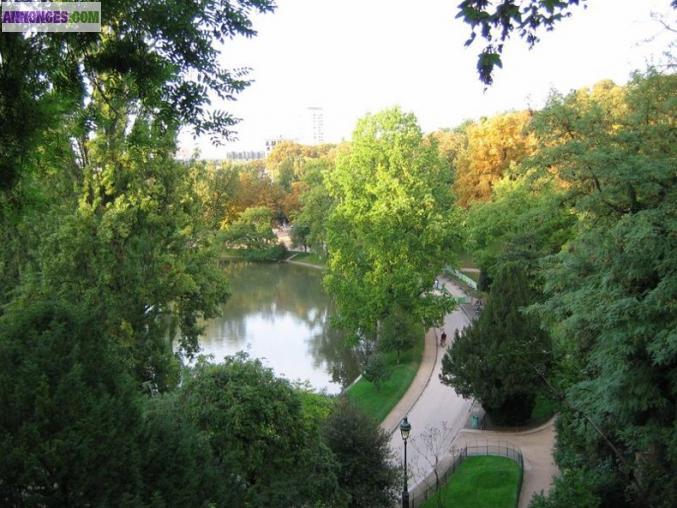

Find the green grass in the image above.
[
  {"left": 290, "top": 251, "right": 326, "bottom": 267},
  {"left": 222, "top": 248, "right": 245, "bottom": 258},
  {"left": 529, "top": 393, "right": 557, "bottom": 425},
  {"left": 345, "top": 338, "right": 424, "bottom": 423},
  {"left": 459, "top": 269, "right": 480, "bottom": 282},
  {"left": 421, "top": 456, "right": 521, "bottom": 508}
]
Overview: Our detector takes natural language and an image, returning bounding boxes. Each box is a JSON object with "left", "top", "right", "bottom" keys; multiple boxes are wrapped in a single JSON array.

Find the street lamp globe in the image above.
[
  {"left": 400, "top": 416, "right": 412, "bottom": 508},
  {"left": 400, "top": 416, "right": 411, "bottom": 441}
]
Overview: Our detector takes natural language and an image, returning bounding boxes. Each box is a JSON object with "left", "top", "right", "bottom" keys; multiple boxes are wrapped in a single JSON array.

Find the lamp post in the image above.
[{"left": 400, "top": 416, "right": 412, "bottom": 508}]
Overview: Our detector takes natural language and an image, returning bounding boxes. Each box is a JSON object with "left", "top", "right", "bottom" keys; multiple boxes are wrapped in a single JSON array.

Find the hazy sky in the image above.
[{"left": 178, "top": 0, "right": 675, "bottom": 158}]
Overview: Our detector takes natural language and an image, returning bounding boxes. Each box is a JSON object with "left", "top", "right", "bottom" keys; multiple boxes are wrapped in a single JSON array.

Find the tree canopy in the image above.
[
  {"left": 324, "top": 107, "right": 458, "bottom": 340},
  {"left": 441, "top": 263, "right": 550, "bottom": 424}
]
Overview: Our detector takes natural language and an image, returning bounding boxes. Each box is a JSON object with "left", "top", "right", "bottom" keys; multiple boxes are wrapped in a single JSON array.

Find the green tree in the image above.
[
  {"left": 15, "top": 110, "right": 230, "bottom": 390},
  {"left": 464, "top": 173, "right": 575, "bottom": 285},
  {"left": 362, "top": 352, "right": 392, "bottom": 391},
  {"left": 0, "top": 0, "right": 276, "bottom": 193},
  {"left": 139, "top": 394, "right": 227, "bottom": 506},
  {"left": 222, "top": 205, "right": 287, "bottom": 260},
  {"left": 0, "top": 300, "right": 143, "bottom": 506},
  {"left": 324, "top": 108, "right": 458, "bottom": 342},
  {"left": 290, "top": 223, "right": 311, "bottom": 251},
  {"left": 223, "top": 206, "right": 276, "bottom": 248},
  {"left": 379, "top": 307, "right": 423, "bottom": 364},
  {"left": 178, "top": 355, "right": 340, "bottom": 507},
  {"left": 530, "top": 71, "right": 677, "bottom": 507},
  {"left": 294, "top": 158, "right": 337, "bottom": 255},
  {"left": 323, "top": 399, "right": 399, "bottom": 507},
  {"left": 441, "top": 263, "right": 551, "bottom": 425},
  {"left": 193, "top": 161, "right": 243, "bottom": 230}
]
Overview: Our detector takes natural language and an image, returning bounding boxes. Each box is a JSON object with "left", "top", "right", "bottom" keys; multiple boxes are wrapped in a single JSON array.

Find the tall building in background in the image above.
[
  {"left": 265, "top": 137, "right": 286, "bottom": 155},
  {"left": 306, "top": 106, "right": 325, "bottom": 145}
]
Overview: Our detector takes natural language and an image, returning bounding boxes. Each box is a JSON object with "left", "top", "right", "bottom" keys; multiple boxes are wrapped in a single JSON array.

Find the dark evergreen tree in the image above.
[
  {"left": 441, "top": 262, "right": 551, "bottom": 425},
  {"left": 139, "top": 394, "right": 227, "bottom": 507}
]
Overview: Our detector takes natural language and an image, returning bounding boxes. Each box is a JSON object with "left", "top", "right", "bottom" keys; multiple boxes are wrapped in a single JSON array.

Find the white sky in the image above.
[{"left": 178, "top": 0, "right": 675, "bottom": 158}]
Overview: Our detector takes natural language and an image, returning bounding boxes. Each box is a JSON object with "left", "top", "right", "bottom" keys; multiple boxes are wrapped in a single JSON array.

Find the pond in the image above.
[{"left": 197, "top": 261, "right": 360, "bottom": 394}]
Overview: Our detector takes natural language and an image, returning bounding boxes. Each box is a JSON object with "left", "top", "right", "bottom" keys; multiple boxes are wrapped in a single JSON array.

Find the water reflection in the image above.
[{"left": 199, "top": 262, "right": 360, "bottom": 394}]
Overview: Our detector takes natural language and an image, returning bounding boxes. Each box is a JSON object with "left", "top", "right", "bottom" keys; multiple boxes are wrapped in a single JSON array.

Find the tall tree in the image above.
[
  {"left": 464, "top": 172, "right": 575, "bottom": 284},
  {"left": 531, "top": 71, "right": 677, "bottom": 507},
  {"left": 324, "top": 108, "right": 458, "bottom": 341},
  {"left": 323, "top": 398, "right": 399, "bottom": 507},
  {"left": 441, "top": 263, "right": 551, "bottom": 425},
  {"left": 293, "top": 157, "right": 338, "bottom": 255},
  {"left": 178, "top": 355, "right": 340, "bottom": 507},
  {"left": 0, "top": 300, "right": 144, "bottom": 506},
  {"left": 0, "top": 0, "right": 276, "bottom": 192}
]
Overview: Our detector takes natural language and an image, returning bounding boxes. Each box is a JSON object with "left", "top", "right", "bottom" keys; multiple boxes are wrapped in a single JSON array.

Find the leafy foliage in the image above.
[
  {"left": 178, "top": 354, "right": 340, "bottom": 506},
  {"left": 379, "top": 307, "right": 424, "bottom": 364},
  {"left": 323, "top": 399, "right": 399, "bottom": 507},
  {"left": 0, "top": 301, "right": 143, "bottom": 506},
  {"left": 363, "top": 352, "right": 392, "bottom": 391},
  {"left": 530, "top": 71, "right": 677, "bottom": 506},
  {"left": 324, "top": 108, "right": 458, "bottom": 340},
  {"left": 0, "top": 0, "right": 277, "bottom": 193},
  {"left": 464, "top": 173, "right": 575, "bottom": 282},
  {"left": 456, "top": 0, "right": 588, "bottom": 84}
]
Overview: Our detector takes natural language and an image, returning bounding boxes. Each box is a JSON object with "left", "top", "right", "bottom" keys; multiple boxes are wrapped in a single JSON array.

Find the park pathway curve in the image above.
[
  {"left": 384, "top": 280, "right": 473, "bottom": 487},
  {"left": 382, "top": 277, "right": 558, "bottom": 507}
]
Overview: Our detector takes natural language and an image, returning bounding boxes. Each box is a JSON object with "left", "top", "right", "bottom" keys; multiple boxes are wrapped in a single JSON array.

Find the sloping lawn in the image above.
[
  {"left": 290, "top": 251, "right": 326, "bottom": 267},
  {"left": 421, "top": 456, "right": 521, "bottom": 508},
  {"left": 345, "top": 338, "right": 424, "bottom": 423}
]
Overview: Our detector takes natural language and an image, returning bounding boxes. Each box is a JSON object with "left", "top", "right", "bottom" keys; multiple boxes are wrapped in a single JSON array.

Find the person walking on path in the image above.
[{"left": 440, "top": 331, "right": 447, "bottom": 347}]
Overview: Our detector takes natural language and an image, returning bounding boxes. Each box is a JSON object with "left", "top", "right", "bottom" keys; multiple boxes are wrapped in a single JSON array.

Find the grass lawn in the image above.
[
  {"left": 421, "top": 456, "right": 521, "bottom": 508},
  {"left": 345, "top": 337, "right": 424, "bottom": 423},
  {"left": 290, "top": 251, "right": 326, "bottom": 267},
  {"left": 222, "top": 248, "right": 245, "bottom": 259},
  {"left": 528, "top": 393, "right": 557, "bottom": 425},
  {"left": 459, "top": 269, "right": 480, "bottom": 282}
]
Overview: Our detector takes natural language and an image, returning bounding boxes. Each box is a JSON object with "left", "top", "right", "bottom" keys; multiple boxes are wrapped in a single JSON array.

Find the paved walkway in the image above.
[
  {"left": 286, "top": 258, "right": 323, "bottom": 270},
  {"left": 385, "top": 281, "right": 473, "bottom": 487},
  {"left": 381, "top": 327, "right": 439, "bottom": 434},
  {"left": 382, "top": 278, "right": 557, "bottom": 506}
]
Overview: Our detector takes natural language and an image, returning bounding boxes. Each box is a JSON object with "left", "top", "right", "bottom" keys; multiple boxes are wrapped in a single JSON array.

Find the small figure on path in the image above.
[{"left": 440, "top": 331, "right": 447, "bottom": 347}]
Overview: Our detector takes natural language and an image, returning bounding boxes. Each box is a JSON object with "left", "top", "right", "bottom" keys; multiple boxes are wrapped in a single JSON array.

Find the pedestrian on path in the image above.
[{"left": 440, "top": 331, "right": 447, "bottom": 347}]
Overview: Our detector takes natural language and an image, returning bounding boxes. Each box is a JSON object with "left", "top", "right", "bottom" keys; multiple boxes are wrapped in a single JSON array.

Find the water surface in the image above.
[{"left": 198, "top": 262, "right": 359, "bottom": 394}]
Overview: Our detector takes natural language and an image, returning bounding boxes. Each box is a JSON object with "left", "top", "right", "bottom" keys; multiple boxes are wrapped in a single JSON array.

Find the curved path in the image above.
[
  {"left": 383, "top": 277, "right": 557, "bottom": 506},
  {"left": 384, "top": 280, "right": 473, "bottom": 486}
]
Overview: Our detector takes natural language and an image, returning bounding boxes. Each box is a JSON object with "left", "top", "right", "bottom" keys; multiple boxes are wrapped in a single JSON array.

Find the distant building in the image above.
[
  {"left": 307, "top": 106, "right": 325, "bottom": 145},
  {"left": 265, "top": 137, "right": 287, "bottom": 155},
  {"left": 224, "top": 150, "right": 265, "bottom": 161}
]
